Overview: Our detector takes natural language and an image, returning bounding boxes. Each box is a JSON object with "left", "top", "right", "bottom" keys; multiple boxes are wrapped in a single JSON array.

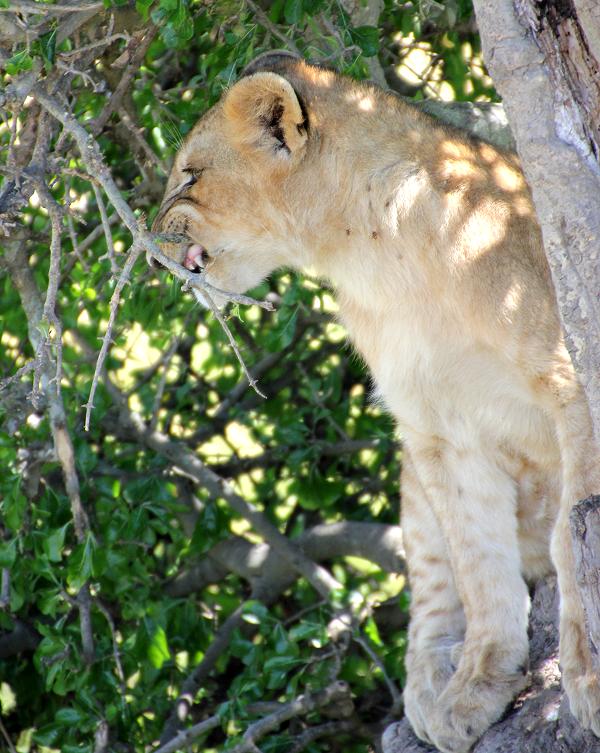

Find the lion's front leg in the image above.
[
  {"left": 401, "top": 453, "right": 466, "bottom": 745},
  {"left": 405, "top": 439, "right": 530, "bottom": 753}
]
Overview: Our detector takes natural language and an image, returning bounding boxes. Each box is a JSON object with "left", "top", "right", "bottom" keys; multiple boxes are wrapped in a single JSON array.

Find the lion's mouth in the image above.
[{"left": 184, "top": 243, "right": 209, "bottom": 272}]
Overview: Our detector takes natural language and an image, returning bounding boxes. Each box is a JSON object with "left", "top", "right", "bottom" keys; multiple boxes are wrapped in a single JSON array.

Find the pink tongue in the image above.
[{"left": 184, "top": 244, "right": 205, "bottom": 270}]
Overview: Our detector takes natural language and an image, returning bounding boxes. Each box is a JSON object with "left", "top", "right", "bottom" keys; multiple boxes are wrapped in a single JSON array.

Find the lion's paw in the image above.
[
  {"left": 403, "top": 646, "right": 459, "bottom": 745},
  {"left": 424, "top": 665, "right": 528, "bottom": 753}
]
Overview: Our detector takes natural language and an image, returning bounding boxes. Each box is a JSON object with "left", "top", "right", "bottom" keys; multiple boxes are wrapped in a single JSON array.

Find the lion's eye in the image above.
[{"left": 182, "top": 167, "right": 203, "bottom": 186}]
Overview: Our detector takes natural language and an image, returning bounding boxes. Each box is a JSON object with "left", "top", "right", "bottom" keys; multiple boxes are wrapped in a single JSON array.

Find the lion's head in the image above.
[{"left": 152, "top": 54, "right": 330, "bottom": 299}]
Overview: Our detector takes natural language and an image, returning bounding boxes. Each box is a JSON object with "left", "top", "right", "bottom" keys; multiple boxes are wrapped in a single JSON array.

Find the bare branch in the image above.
[
  {"left": 84, "top": 242, "right": 144, "bottom": 431},
  {"left": 355, "top": 634, "right": 403, "bottom": 715},
  {"left": 153, "top": 715, "right": 222, "bottom": 753},
  {"left": 238, "top": 681, "right": 353, "bottom": 753},
  {"left": 0, "top": 1, "right": 104, "bottom": 14},
  {"left": 167, "top": 522, "right": 405, "bottom": 598},
  {"left": 288, "top": 720, "right": 359, "bottom": 753},
  {"left": 96, "top": 600, "right": 126, "bottom": 695},
  {"left": 0, "top": 718, "right": 17, "bottom": 753},
  {"left": 3, "top": 241, "right": 92, "bottom": 658},
  {"left": 91, "top": 28, "right": 157, "bottom": 135}
]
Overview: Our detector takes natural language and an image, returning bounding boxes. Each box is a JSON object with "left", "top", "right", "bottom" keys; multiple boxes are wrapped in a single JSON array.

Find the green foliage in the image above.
[{"left": 0, "top": 1, "right": 495, "bottom": 751}]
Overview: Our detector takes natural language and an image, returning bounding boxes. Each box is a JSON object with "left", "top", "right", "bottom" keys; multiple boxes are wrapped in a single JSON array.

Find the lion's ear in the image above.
[{"left": 223, "top": 73, "right": 307, "bottom": 161}]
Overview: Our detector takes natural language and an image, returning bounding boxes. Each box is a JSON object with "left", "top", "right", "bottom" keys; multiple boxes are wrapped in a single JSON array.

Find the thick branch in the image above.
[
  {"left": 118, "top": 408, "right": 344, "bottom": 599},
  {"left": 168, "top": 522, "right": 405, "bottom": 598}
]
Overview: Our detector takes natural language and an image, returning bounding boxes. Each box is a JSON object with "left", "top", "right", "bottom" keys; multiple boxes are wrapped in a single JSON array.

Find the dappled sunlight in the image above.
[
  {"left": 452, "top": 200, "right": 509, "bottom": 262},
  {"left": 502, "top": 282, "right": 524, "bottom": 315},
  {"left": 111, "top": 322, "right": 162, "bottom": 390},
  {"left": 344, "top": 89, "right": 376, "bottom": 111}
]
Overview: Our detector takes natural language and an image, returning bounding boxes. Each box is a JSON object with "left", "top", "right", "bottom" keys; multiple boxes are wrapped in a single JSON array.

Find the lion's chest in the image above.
[{"left": 339, "top": 298, "right": 558, "bottom": 468}]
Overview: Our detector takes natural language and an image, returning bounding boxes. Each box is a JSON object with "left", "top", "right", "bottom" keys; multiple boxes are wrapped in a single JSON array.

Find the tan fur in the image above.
[{"left": 154, "top": 58, "right": 600, "bottom": 752}]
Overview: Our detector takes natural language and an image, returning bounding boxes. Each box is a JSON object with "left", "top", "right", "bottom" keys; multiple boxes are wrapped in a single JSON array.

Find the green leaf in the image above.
[
  {"left": 0, "top": 539, "right": 16, "bottom": 569},
  {"left": 263, "top": 655, "right": 300, "bottom": 672},
  {"left": 136, "top": 0, "right": 155, "bottom": 19},
  {"left": 0, "top": 682, "right": 16, "bottom": 715},
  {"left": 67, "top": 533, "right": 96, "bottom": 590},
  {"left": 242, "top": 601, "right": 269, "bottom": 625},
  {"left": 284, "top": 0, "right": 303, "bottom": 24},
  {"left": 55, "top": 707, "right": 85, "bottom": 725},
  {"left": 291, "top": 477, "right": 345, "bottom": 510},
  {"left": 43, "top": 524, "right": 69, "bottom": 563},
  {"left": 350, "top": 25, "right": 379, "bottom": 57},
  {"left": 39, "top": 28, "right": 57, "bottom": 67},
  {"left": 148, "top": 625, "right": 170, "bottom": 668},
  {"left": 273, "top": 623, "right": 298, "bottom": 656},
  {"left": 33, "top": 724, "right": 61, "bottom": 746},
  {"left": 3, "top": 486, "right": 26, "bottom": 531},
  {"left": 268, "top": 0, "right": 285, "bottom": 22},
  {"left": 5, "top": 49, "right": 33, "bottom": 76},
  {"left": 266, "top": 669, "right": 289, "bottom": 690},
  {"left": 364, "top": 616, "right": 383, "bottom": 647},
  {"left": 288, "top": 622, "right": 324, "bottom": 642}
]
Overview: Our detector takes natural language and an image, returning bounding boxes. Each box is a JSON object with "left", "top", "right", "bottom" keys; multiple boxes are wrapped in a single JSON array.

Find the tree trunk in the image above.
[{"left": 469, "top": 0, "right": 600, "bottom": 442}]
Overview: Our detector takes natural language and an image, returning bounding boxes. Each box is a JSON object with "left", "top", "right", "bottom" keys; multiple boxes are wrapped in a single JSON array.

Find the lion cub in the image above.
[{"left": 154, "top": 53, "right": 600, "bottom": 752}]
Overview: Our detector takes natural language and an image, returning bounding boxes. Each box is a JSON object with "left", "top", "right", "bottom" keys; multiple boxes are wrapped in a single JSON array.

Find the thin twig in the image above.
[
  {"left": 78, "top": 584, "right": 95, "bottom": 664},
  {"left": 96, "top": 600, "right": 126, "bottom": 695},
  {"left": 91, "top": 28, "right": 156, "bottom": 135},
  {"left": 245, "top": 0, "right": 302, "bottom": 57},
  {"left": 84, "top": 242, "right": 143, "bottom": 431},
  {"left": 93, "top": 183, "right": 119, "bottom": 274},
  {"left": 0, "top": 356, "right": 39, "bottom": 392},
  {"left": 59, "top": 33, "right": 130, "bottom": 57},
  {"left": 192, "top": 286, "right": 266, "bottom": 399},
  {"left": 151, "top": 244, "right": 274, "bottom": 311},
  {"left": 238, "top": 682, "right": 352, "bottom": 753},
  {"left": 153, "top": 715, "right": 221, "bottom": 753},
  {"left": 35, "top": 180, "right": 64, "bottom": 390},
  {"left": 116, "top": 106, "right": 167, "bottom": 175},
  {"left": 0, "top": 718, "right": 17, "bottom": 753},
  {"left": 56, "top": 60, "right": 103, "bottom": 90},
  {"left": 149, "top": 336, "right": 180, "bottom": 430},
  {"left": 0, "top": 568, "right": 10, "bottom": 609},
  {"left": 288, "top": 719, "right": 358, "bottom": 753},
  {"left": 354, "top": 634, "right": 403, "bottom": 714}
]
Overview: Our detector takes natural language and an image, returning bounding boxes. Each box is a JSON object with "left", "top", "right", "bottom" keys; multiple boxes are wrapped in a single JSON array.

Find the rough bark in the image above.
[
  {"left": 570, "top": 496, "right": 600, "bottom": 679},
  {"left": 469, "top": 0, "right": 600, "bottom": 441}
]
